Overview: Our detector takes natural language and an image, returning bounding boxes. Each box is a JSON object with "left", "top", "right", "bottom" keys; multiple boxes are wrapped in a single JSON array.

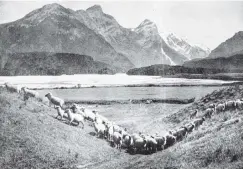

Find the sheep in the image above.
[
  {"left": 145, "top": 99, "right": 153, "bottom": 104},
  {"left": 209, "top": 103, "right": 215, "bottom": 109},
  {"left": 192, "top": 117, "right": 205, "bottom": 130},
  {"left": 82, "top": 108, "right": 96, "bottom": 122},
  {"left": 151, "top": 134, "right": 166, "bottom": 151},
  {"left": 184, "top": 123, "right": 194, "bottom": 134},
  {"left": 215, "top": 103, "right": 226, "bottom": 114},
  {"left": 21, "top": 87, "right": 39, "bottom": 100},
  {"left": 129, "top": 133, "right": 147, "bottom": 153},
  {"left": 66, "top": 109, "right": 85, "bottom": 129},
  {"left": 122, "top": 133, "right": 133, "bottom": 148},
  {"left": 93, "top": 111, "right": 109, "bottom": 125},
  {"left": 235, "top": 99, "right": 243, "bottom": 110},
  {"left": 225, "top": 100, "right": 236, "bottom": 110},
  {"left": 4, "top": 83, "right": 21, "bottom": 93},
  {"left": 45, "top": 92, "right": 64, "bottom": 108},
  {"left": 113, "top": 131, "right": 123, "bottom": 151},
  {"left": 141, "top": 135, "right": 157, "bottom": 153},
  {"left": 190, "top": 109, "right": 198, "bottom": 119},
  {"left": 93, "top": 121, "right": 106, "bottom": 138},
  {"left": 54, "top": 105, "right": 67, "bottom": 120},
  {"left": 169, "top": 127, "right": 188, "bottom": 141},
  {"left": 71, "top": 104, "right": 86, "bottom": 117},
  {"left": 164, "top": 133, "right": 176, "bottom": 149},
  {"left": 204, "top": 108, "right": 215, "bottom": 118}
]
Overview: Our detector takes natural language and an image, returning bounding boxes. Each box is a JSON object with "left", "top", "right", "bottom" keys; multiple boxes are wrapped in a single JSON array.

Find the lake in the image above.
[{"left": 0, "top": 74, "right": 236, "bottom": 89}]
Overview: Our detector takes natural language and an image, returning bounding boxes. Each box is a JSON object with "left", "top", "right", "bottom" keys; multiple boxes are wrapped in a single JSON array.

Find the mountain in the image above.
[
  {"left": 162, "top": 33, "right": 210, "bottom": 61},
  {"left": 0, "top": 3, "right": 134, "bottom": 72},
  {"left": 0, "top": 3, "right": 210, "bottom": 75},
  {"left": 75, "top": 7, "right": 171, "bottom": 67},
  {"left": 0, "top": 52, "right": 117, "bottom": 76},
  {"left": 208, "top": 31, "right": 243, "bottom": 59},
  {"left": 75, "top": 5, "right": 211, "bottom": 67},
  {"left": 183, "top": 54, "right": 243, "bottom": 72}
]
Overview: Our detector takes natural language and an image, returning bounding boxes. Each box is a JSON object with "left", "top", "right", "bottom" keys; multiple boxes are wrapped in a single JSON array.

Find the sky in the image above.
[{"left": 0, "top": 1, "right": 243, "bottom": 49}]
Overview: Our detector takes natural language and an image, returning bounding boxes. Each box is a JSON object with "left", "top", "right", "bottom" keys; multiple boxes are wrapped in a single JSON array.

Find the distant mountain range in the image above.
[
  {"left": 184, "top": 31, "right": 243, "bottom": 71},
  {"left": 0, "top": 3, "right": 211, "bottom": 75}
]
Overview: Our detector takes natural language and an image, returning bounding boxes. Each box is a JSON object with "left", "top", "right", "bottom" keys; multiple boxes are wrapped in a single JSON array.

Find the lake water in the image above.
[
  {"left": 0, "top": 74, "right": 236, "bottom": 89},
  {"left": 38, "top": 86, "right": 223, "bottom": 101}
]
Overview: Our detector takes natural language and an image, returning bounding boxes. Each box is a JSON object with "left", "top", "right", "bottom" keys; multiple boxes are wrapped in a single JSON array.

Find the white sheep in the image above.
[
  {"left": 235, "top": 99, "right": 243, "bottom": 110},
  {"left": 93, "top": 121, "right": 106, "bottom": 138},
  {"left": 54, "top": 105, "right": 67, "bottom": 120},
  {"left": 192, "top": 117, "right": 205, "bottom": 130},
  {"left": 21, "top": 87, "right": 39, "bottom": 100},
  {"left": 113, "top": 131, "right": 123, "bottom": 151},
  {"left": 4, "top": 83, "right": 21, "bottom": 93},
  {"left": 204, "top": 108, "right": 214, "bottom": 118},
  {"left": 190, "top": 109, "right": 198, "bottom": 119},
  {"left": 225, "top": 100, "right": 236, "bottom": 110},
  {"left": 66, "top": 109, "right": 85, "bottom": 129},
  {"left": 45, "top": 92, "right": 64, "bottom": 108},
  {"left": 215, "top": 103, "right": 225, "bottom": 114}
]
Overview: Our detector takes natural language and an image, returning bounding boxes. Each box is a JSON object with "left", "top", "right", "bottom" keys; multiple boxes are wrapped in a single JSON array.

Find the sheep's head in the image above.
[{"left": 45, "top": 93, "right": 52, "bottom": 98}]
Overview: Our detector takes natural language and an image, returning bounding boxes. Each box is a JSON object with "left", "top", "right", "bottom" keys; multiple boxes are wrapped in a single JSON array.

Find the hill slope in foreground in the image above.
[{"left": 0, "top": 86, "right": 243, "bottom": 169}]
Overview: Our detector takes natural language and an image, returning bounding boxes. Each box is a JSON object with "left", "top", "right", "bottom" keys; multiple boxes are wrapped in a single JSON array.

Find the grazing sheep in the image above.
[
  {"left": 225, "top": 100, "right": 236, "bottom": 110},
  {"left": 215, "top": 103, "right": 226, "bottom": 114},
  {"left": 235, "top": 99, "right": 243, "bottom": 110},
  {"left": 45, "top": 92, "right": 64, "bottom": 108},
  {"left": 4, "top": 83, "right": 21, "bottom": 93},
  {"left": 66, "top": 109, "right": 85, "bottom": 129},
  {"left": 169, "top": 127, "right": 188, "bottom": 141},
  {"left": 164, "top": 133, "right": 176, "bottom": 149},
  {"left": 204, "top": 108, "right": 215, "bottom": 118},
  {"left": 54, "top": 105, "right": 67, "bottom": 120},
  {"left": 93, "top": 121, "right": 106, "bottom": 138},
  {"left": 113, "top": 132, "right": 123, "bottom": 151},
  {"left": 82, "top": 108, "right": 96, "bottom": 122},
  {"left": 190, "top": 109, "right": 198, "bottom": 119},
  {"left": 192, "top": 117, "right": 205, "bottom": 130},
  {"left": 21, "top": 87, "right": 39, "bottom": 100}
]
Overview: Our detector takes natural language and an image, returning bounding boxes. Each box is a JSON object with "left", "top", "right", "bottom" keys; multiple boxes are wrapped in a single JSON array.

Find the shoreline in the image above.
[
  {"left": 65, "top": 97, "right": 195, "bottom": 105},
  {"left": 27, "top": 81, "right": 243, "bottom": 90}
]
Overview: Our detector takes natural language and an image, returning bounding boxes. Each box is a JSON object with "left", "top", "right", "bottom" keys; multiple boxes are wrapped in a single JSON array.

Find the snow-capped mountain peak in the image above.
[{"left": 160, "top": 32, "right": 210, "bottom": 60}]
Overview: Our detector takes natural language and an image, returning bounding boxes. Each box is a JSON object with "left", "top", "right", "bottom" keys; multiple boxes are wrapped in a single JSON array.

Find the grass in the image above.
[{"left": 0, "top": 85, "right": 243, "bottom": 169}]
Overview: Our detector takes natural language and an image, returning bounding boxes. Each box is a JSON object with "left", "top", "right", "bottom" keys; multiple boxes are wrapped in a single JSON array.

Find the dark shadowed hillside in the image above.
[
  {"left": 183, "top": 54, "right": 243, "bottom": 72},
  {"left": 0, "top": 52, "right": 116, "bottom": 76},
  {"left": 127, "top": 64, "right": 222, "bottom": 76}
]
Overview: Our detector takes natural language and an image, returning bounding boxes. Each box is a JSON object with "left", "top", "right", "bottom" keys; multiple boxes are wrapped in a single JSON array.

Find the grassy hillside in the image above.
[
  {"left": 0, "top": 52, "right": 117, "bottom": 76},
  {"left": 0, "top": 85, "right": 243, "bottom": 169}
]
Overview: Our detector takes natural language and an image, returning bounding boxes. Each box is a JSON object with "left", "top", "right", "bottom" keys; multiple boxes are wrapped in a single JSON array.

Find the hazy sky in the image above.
[{"left": 0, "top": 1, "right": 243, "bottom": 49}]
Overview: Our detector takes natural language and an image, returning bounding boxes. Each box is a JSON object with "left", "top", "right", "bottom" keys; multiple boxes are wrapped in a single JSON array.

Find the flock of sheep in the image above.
[{"left": 3, "top": 82, "right": 243, "bottom": 154}]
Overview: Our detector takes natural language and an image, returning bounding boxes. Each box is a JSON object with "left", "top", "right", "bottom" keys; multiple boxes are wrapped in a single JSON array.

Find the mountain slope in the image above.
[
  {"left": 0, "top": 3, "right": 134, "bottom": 72},
  {"left": 0, "top": 52, "right": 117, "bottom": 76},
  {"left": 75, "top": 7, "right": 171, "bottom": 67},
  {"left": 208, "top": 31, "right": 243, "bottom": 59},
  {"left": 183, "top": 54, "right": 243, "bottom": 72}
]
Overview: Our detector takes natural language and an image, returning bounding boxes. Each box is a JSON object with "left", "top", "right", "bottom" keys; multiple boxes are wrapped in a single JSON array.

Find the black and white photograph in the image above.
[{"left": 0, "top": 0, "right": 243, "bottom": 168}]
